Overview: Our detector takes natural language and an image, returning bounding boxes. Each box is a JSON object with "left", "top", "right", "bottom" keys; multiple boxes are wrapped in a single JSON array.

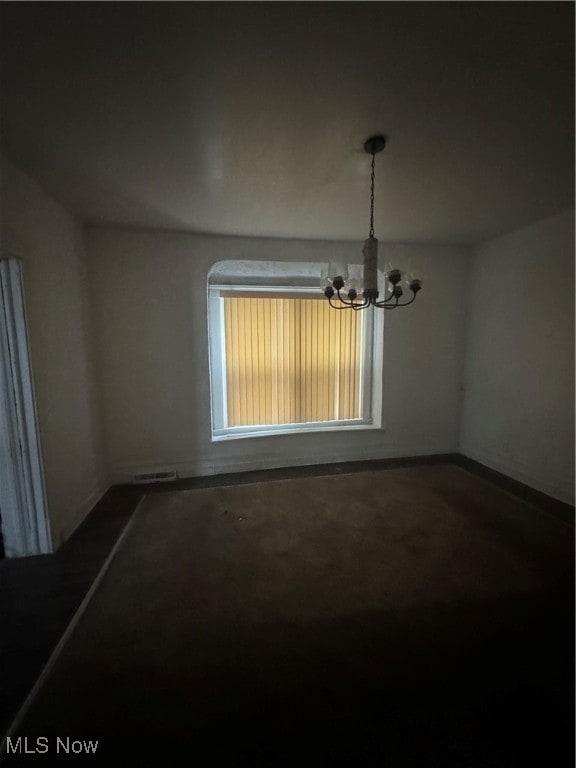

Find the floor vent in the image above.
[{"left": 133, "top": 471, "right": 178, "bottom": 485}]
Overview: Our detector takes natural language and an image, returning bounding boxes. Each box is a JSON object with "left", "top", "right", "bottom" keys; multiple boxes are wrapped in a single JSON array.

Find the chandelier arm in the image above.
[
  {"left": 374, "top": 296, "right": 400, "bottom": 309},
  {"left": 392, "top": 293, "right": 418, "bottom": 308},
  {"left": 373, "top": 296, "right": 395, "bottom": 308},
  {"left": 328, "top": 296, "right": 355, "bottom": 310},
  {"left": 369, "top": 289, "right": 397, "bottom": 308},
  {"left": 335, "top": 289, "right": 367, "bottom": 308},
  {"left": 330, "top": 289, "right": 371, "bottom": 310},
  {"left": 336, "top": 289, "right": 355, "bottom": 306}
]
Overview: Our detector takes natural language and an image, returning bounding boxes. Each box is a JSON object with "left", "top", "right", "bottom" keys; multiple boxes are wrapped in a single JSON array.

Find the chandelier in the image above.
[{"left": 323, "top": 135, "right": 422, "bottom": 310}]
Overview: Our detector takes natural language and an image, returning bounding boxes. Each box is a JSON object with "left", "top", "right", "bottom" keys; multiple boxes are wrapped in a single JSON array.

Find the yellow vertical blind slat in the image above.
[{"left": 223, "top": 297, "right": 362, "bottom": 428}]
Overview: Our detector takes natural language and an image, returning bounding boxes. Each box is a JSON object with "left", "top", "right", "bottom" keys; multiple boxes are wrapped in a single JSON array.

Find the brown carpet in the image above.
[{"left": 3, "top": 465, "right": 573, "bottom": 766}]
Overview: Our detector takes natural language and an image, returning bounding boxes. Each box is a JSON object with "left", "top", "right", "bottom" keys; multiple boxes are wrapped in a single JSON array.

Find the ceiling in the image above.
[{"left": 1, "top": 2, "right": 573, "bottom": 245}]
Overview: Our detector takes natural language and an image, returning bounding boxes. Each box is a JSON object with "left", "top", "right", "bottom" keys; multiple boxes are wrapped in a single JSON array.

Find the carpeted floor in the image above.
[{"left": 2, "top": 465, "right": 573, "bottom": 765}]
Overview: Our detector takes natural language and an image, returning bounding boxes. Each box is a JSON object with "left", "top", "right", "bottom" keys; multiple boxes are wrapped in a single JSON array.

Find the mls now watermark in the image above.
[{"left": 6, "top": 736, "right": 99, "bottom": 755}]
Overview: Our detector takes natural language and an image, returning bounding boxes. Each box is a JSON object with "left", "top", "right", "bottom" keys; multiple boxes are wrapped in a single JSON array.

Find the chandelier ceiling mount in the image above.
[{"left": 363, "top": 134, "right": 386, "bottom": 156}]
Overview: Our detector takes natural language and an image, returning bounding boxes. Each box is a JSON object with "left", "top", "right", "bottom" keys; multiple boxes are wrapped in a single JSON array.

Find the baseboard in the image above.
[
  {"left": 453, "top": 454, "right": 574, "bottom": 526},
  {"left": 458, "top": 444, "right": 574, "bottom": 505},
  {"left": 111, "top": 446, "right": 460, "bottom": 485},
  {"left": 193, "top": 453, "right": 460, "bottom": 486}
]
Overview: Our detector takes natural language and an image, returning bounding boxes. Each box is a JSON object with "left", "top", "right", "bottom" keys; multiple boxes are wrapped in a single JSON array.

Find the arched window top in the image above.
[{"left": 208, "top": 260, "right": 324, "bottom": 289}]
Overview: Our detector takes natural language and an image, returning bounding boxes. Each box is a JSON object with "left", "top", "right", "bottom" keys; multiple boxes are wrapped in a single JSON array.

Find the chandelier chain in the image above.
[{"left": 369, "top": 151, "right": 375, "bottom": 238}]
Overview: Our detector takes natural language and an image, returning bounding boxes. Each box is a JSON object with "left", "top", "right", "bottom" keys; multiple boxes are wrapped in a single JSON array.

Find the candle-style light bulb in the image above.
[
  {"left": 403, "top": 271, "right": 423, "bottom": 293},
  {"left": 387, "top": 268, "right": 403, "bottom": 285},
  {"left": 329, "top": 261, "right": 348, "bottom": 281},
  {"left": 345, "top": 264, "right": 363, "bottom": 293}
]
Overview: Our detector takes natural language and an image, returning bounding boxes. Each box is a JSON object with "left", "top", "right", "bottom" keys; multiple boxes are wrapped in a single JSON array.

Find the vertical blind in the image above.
[
  {"left": 223, "top": 296, "right": 363, "bottom": 427},
  {"left": 0, "top": 259, "right": 52, "bottom": 556}
]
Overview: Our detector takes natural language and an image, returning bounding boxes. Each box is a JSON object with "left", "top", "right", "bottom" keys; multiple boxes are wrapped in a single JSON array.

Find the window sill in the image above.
[{"left": 212, "top": 420, "right": 385, "bottom": 442}]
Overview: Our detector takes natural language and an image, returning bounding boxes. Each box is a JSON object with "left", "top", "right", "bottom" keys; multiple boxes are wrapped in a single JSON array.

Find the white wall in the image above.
[
  {"left": 460, "top": 209, "right": 575, "bottom": 504},
  {"left": 0, "top": 156, "right": 108, "bottom": 547},
  {"left": 87, "top": 227, "right": 468, "bottom": 482},
  {"left": 2, "top": 151, "right": 570, "bottom": 549}
]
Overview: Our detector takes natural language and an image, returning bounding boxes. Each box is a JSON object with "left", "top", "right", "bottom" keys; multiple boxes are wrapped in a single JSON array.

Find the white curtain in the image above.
[{"left": 0, "top": 258, "right": 52, "bottom": 557}]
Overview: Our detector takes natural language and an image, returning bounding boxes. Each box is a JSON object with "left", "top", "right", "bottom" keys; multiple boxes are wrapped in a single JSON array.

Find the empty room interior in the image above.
[{"left": 0, "top": 2, "right": 574, "bottom": 765}]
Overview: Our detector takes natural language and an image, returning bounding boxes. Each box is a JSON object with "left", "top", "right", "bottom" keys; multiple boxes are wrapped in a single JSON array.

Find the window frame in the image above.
[{"left": 208, "top": 279, "right": 384, "bottom": 442}]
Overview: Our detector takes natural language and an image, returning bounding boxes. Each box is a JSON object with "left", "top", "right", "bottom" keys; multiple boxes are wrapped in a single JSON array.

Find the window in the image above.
[{"left": 208, "top": 261, "right": 383, "bottom": 440}]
